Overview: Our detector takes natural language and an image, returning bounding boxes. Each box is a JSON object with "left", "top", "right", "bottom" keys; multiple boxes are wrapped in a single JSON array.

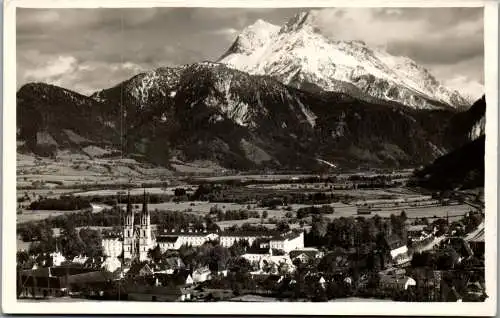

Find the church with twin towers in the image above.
[{"left": 123, "top": 190, "right": 154, "bottom": 261}]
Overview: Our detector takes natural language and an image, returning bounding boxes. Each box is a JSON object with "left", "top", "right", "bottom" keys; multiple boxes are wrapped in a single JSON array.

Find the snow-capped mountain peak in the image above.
[{"left": 219, "top": 11, "right": 470, "bottom": 110}]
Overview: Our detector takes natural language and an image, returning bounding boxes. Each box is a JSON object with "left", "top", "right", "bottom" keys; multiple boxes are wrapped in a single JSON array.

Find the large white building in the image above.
[
  {"left": 269, "top": 231, "right": 304, "bottom": 252},
  {"left": 156, "top": 230, "right": 218, "bottom": 252},
  {"left": 219, "top": 232, "right": 274, "bottom": 248}
]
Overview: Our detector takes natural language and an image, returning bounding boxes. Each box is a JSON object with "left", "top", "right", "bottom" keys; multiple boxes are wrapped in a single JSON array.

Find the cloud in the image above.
[
  {"left": 312, "top": 8, "right": 483, "bottom": 64},
  {"left": 18, "top": 50, "right": 149, "bottom": 95},
  {"left": 310, "top": 7, "right": 483, "bottom": 88},
  {"left": 209, "top": 28, "right": 239, "bottom": 36},
  {"left": 444, "top": 75, "right": 484, "bottom": 102},
  {"left": 16, "top": 7, "right": 484, "bottom": 96},
  {"left": 24, "top": 55, "right": 78, "bottom": 82}
]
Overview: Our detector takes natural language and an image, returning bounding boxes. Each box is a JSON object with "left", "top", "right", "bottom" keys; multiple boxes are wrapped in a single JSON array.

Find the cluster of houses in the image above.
[
  {"left": 100, "top": 229, "right": 306, "bottom": 273},
  {"left": 17, "top": 192, "right": 485, "bottom": 302}
]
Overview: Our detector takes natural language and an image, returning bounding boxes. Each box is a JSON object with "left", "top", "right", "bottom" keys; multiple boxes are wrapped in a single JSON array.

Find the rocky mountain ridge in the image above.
[
  {"left": 219, "top": 11, "right": 470, "bottom": 110},
  {"left": 17, "top": 61, "right": 476, "bottom": 172}
]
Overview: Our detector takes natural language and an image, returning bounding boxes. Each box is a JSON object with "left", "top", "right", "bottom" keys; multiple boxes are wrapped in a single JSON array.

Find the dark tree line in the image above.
[{"left": 297, "top": 205, "right": 335, "bottom": 219}]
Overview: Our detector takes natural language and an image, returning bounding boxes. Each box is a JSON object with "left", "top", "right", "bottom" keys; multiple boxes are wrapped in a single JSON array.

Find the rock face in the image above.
[
  {"left": 17, "top": 60, "right": 466, "bottom": 171},
  {"left": 412, "top": 96, "right": 486, "bottom": 190},
  {"left": 219, "top": 11, "right": 470, "bottom": 110}
]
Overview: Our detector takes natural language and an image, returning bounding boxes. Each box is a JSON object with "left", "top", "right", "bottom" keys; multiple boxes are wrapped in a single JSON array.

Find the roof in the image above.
[
  {"left": 220, "top": 230, "right": 276, "bottom": 237},
  {"left": 156, "top": 236, "right": 179, "bottom": 243},
  {"left": 271, "top": 231, "right": 303, "bottom": 241},
  {"left": 193, "top": 267, "right": 211, "bottom": 275},
  {"left": 154, "top": 270, "right": 192, "bottom": 287},
  {"left": 289, "top": 250, "right": 320, "bottom": 260},
  {"left": 127, "top": 263, "right": 153, "bottom": 276},
  {"left": 160, "top": 230, "right": 214, "bottom": 237},
  {"left": 67, "top": 271, "right": 116, "bottom": 285}
]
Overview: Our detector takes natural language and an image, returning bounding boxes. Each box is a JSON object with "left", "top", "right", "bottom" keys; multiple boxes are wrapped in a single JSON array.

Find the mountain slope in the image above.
[
  {"left": 18, "top": 62, "right": 460, "bottom": 171},
  {"left": 411, "top": 96, "right": 486, "bottom": 190},
  {"left": 16, "top": 83, "right": 118, "bottom": 156},
  {"left": 411, "top": 135, "right": 485, "bottom": 190},
  {"left": 219, "top": 11, "right": 469, "bottom": 110},
  {"left": 444, "top": 95, "right": 486, "bottom": 149}
]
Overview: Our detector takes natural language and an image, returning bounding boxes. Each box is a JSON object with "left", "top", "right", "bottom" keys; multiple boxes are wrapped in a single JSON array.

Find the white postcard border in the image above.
[{"left": 2, "top": 0, "right": 498, "bottom": 315}]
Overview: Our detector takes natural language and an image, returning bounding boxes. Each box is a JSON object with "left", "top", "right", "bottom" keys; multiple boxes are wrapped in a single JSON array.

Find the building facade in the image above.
[
  {"left": 102, "top": 238, "right": 123, "bottom": 258},
  {"left": 269, "top": 231, "right": 304, "bottom": 252},
  {"left": 101, "top": 190, "right": 154, "bottom": 262}
]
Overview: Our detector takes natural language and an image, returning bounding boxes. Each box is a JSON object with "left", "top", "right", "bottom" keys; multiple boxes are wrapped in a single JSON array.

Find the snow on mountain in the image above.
[
  {"left": 469, "top": 116, "right": 485, "bottom": 141},
  {"left": 219, "top": 11, "right": 470, "bottom": 110}
]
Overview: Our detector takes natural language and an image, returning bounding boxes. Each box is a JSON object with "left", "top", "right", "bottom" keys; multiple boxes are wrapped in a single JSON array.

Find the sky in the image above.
[{"left": 17, "top": 7, "right": 484, "bottom": 99}]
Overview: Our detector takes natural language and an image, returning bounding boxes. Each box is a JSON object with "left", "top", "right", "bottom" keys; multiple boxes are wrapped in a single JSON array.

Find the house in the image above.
[
  {"left": 289, "top": 249, "right": 324, "bottom": 263},
  {"left": 155, "top": 270, "right": 194, "bottom": 287},
  {"left": 153, "top": 257, "right": 185, "bottom": 274},
  {"left": 72, "top": 255, "right": 89, "bottom": 265},
  {"left": 126, "top": 262, "right": 154, "bottom": 279},
  {"left": 269, "top": 231, "right": 304, "bottom": 253},
  {"left": 17, "top": 266, "right": 113, "bottom": 299},
  {"left": 385, "top": 236, "right": 411, "bottom": 266},
  {"left": 49, "top": 251, "right": 66, "bottom": 267},
  {"left": 407, "top": 225, "right": 428, "bottom": 240},
  {"left": 241, "top": 250, "right": 295, "bottom": 274},
  {"left": 241, "top": 248, "right": 270, "bottom": 265},
  {"left": 217, "top": 269, "right": 228, "bottom": 277},
  {"left": 192, "top": 266, "right": 212, "bottom": 283}
]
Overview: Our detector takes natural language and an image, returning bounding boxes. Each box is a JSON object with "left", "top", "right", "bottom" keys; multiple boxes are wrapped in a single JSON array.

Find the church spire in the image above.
[
  {"left": 126, "top": 190, "right": 132, "bottom": 215},
  {"left": 142, "top": 189, "right": 148, "bottom": 215},
  {"left": 141, "top": 188, "right": 149, "bottom": 226}
]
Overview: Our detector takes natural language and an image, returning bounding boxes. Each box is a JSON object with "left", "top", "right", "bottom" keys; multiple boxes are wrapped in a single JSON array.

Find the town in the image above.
[{"left": 16, "top": 173, "right": 486, "bottom": 302}]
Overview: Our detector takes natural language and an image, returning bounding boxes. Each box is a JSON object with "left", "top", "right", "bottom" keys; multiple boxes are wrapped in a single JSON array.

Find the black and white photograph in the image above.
[{"left": 3, "top": 0, "right": 498, "bottom": 315}]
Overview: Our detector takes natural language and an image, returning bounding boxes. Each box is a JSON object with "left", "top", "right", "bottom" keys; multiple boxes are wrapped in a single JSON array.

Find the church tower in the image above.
[
  {"left": 123, "top": 191, "right": 135, "bottom": 260},
  {"left": 138, "top": 189, "right": 152, "bottom": 261}
]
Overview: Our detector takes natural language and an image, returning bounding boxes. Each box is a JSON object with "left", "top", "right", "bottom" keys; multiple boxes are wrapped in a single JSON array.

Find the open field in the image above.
[
  {"left": 17, "top": 209, "right": 86, "bottom": 224},
  {"left": 17, "top": 198, "right": 473, "bottom": 226},
  {"left": 17, "top": 153, "right": 173, "bottom": 189},
  {"left": 73, "top": 186, "right": 196, "bottom": 197}
]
